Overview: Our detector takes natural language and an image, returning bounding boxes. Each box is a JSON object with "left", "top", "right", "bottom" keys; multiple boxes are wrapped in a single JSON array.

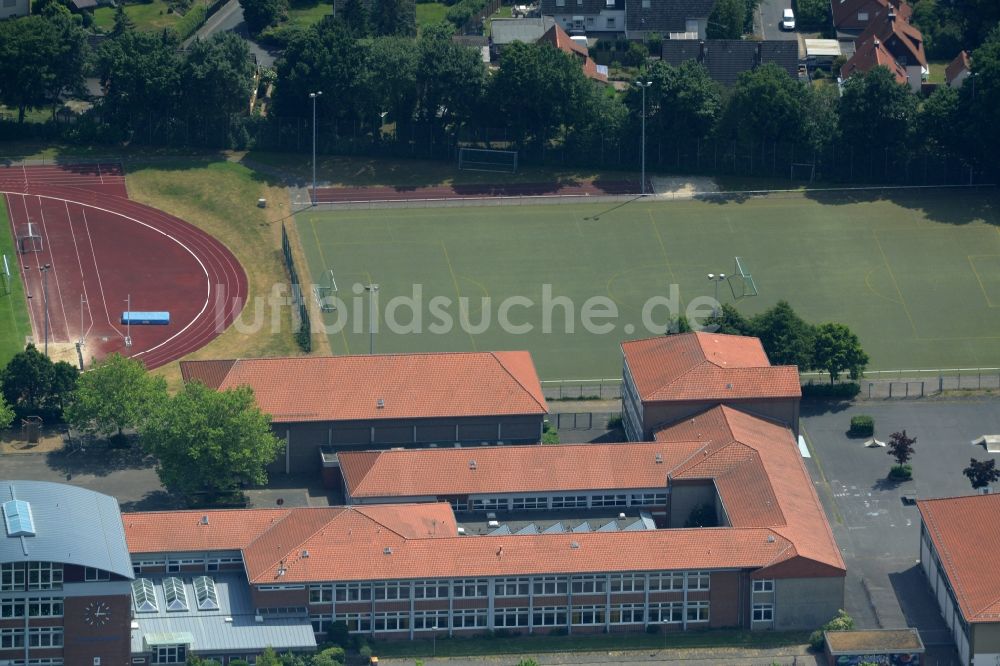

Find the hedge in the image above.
[
  {"left": 174, "top": 2, "right": 208, "bottom": 41},
  {"left": 801, "top": 381, "right": 861, "bottom": 400},
  {"left": 849, "top": 415, "right": 874, "bottom": 437}
]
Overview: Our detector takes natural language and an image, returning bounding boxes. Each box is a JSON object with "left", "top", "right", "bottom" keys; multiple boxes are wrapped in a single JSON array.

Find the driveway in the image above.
[
  {"left": 801, "top": 397, "right": 1000, "bottom": 661},
  {"left": 757, "top": 0, "right": 800, "bottom": 40},
  {"left": 183, "top": 0, "right": 279, "bottom": 68}
]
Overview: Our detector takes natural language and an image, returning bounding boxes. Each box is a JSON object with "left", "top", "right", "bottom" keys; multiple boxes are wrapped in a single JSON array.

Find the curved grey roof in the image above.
[{"left": 1, "top": 480, "right": 133, "bottom": 579}]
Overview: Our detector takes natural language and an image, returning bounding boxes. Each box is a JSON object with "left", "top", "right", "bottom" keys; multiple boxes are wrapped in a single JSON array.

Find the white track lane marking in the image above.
[
  {"left": 79, "top": 206, "right": 125, "bottom": 341},
  {"left": 6, "top": 194, "right": 37, "bottom": 338},
  {"left": 64, "top": 201, "right": 96, "bottom": 342},
  {"left": 34, "top": 197, "right": 73, "bottom": 341},
  {"left": 0, "top": 191, "right": 212, "bottom": 358}
]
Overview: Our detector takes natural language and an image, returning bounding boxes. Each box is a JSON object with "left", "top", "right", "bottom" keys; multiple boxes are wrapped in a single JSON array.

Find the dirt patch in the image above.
[
  {"left": 0, "top": 425, "right": 65, "bottom": 454},
  {"left": 651, "top": 176, "right": 719, "bottom": 197}
]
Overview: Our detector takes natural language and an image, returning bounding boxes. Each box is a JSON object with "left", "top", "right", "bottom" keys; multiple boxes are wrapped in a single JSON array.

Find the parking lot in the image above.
[{"left": 802, "top": 396, "right": 1000, "bottom": 662}]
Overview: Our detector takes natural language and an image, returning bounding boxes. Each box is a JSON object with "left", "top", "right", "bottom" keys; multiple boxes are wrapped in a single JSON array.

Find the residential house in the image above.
[
  {"left": 0, "top": 0, "right": 29, "bottom": 19},
  {"left": 539, "top": 0, "right": 714, "bottom": 39},
  {"left": 840, "top": 8, "right": 926, "bottom": 91},
  {"left": 830, "top": 0, "right": 910, "bottom": 34},
  {"left": 489, "top": 16, "right": 556, "bottom": 59},
  {"left": 661, "top": 39, "right": 799, "bottom": 86},
  {"left": 946, "top": 50, "right": 971, "bottom": 89},
  {"left": 840, "top": 35, "right": 910, "bottom": 86},
  {"left": 538, "top": 23, "right": 609, "bottom": 81},
  {"left": 179, "top": 352, "right": 549, "bottom": 476}
]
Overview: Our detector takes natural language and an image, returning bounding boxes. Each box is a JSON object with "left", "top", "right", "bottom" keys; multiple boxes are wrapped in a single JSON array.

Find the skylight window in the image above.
[
  {"left": 163, "top": 577, "right": 189, "bottom": 612},
  {"left": 193, "top": 576, "right": 219, "bottom": 611},
  {"left": 132, "top": 579, "right": 158, "bottom": 613},
  {"left": 3, "top": 500, "right": 35, "bottom": 537}
]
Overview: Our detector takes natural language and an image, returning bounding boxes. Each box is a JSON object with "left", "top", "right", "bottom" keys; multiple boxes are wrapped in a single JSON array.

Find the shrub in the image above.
[
  {"left": 173, "top": 2, "right": 207, "bottom": 40},
  {"left": 801, "top": 381, "right": 861, "bottom": 400},
  {"left": 358, "top": 645, "right": 373, "bottom": 660},
  {"left": 607, "top": 414, "right": 623, "bottom": 429},
  {"left": 849, "top": 415, "right": 874, "bottom": 437},
  {"left": 542, "top": 422, "right": 559, "bottom": 444},
  {"left": 313, "top": 647, "right": 345, "bottom": 665},
  {"left": 890, "top": 464, "right": 913, "bottom": 480},
  {"left": 645, "top": 623, "right": 661, "bottom": 634},
  {"left": 808, "top": 609, "right": 855, "bottom": 649}
]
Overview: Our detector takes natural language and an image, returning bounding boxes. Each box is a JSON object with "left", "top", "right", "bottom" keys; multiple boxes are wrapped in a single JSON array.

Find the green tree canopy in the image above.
[
  {"left": 182, "top": 33, "right": 255, "bottom": 120},
  {"left": 1, "top": 344, "right": 78, "bottom": 417},
  {"left": 919, "top": 85, "right": 962, "bottom": 155},
  {"left": 66, "top": 353, "right": 167, "bottom": 439},
  {"left": 704, "top": 303, "right": 753, "bottom": 336},
  {"left": 721, "top": 63, "right": 811, "bottom": 144},
  {"left": 838, "top": 66, "right": 917, "bottom": 154},
  {"left": 749, "top": 300, "right": 816, "bottom": 368},
  {"left": 812, "top": 322, "right": 869, "bottom": 381},
  {"left": 0, "top": 13, "right": 88, "bottom": 122},
  {"left": 140, "top": 381, "right": 283, "bottom": 498},
  {"left": 240, "top": 0, "right": 287, "bottom": 33},
  {"left": 373, "top": 0, "right": 415, "bottom": 36},
  {"left": 707, "top": 0, "right": 745, "bottom": 39},
  {"left": 97, "top": 29, "right": 182, "bottom": 131},
  {"left": 887, "top": 430, "right": 916, "bottom": 467},
  {"left": 962, "top": 25, "right": 1000, "bottom": 180},
  {"left": 964, "top": 458, "right": 1000, "bottom": 490},
  {"left": 415, "top": 24, "right": 485, "bottom": 136},
  {"left": 639, "top": 60, "right": 722, "bottom": 143}
]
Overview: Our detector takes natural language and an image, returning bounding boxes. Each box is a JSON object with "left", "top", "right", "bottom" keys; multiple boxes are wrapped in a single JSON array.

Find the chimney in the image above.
[
  {"left": 888, "top": 10, "right": 895, "bottom": 21},
  {"left": 699, "top": 40, "right": 706, "bottom": 62}
]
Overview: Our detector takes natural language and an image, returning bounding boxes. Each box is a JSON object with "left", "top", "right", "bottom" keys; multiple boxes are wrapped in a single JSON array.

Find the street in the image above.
[{"left": 756, "top": 0, "right": 799, "bottom": 40}]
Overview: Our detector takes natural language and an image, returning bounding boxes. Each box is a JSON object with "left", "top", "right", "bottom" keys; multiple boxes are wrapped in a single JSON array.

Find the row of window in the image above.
[
  {"left": 0, "top": 597, "right": 64, "bottom": 618},
  {"left": 463, "top": 492, "right": 667, "bottom": 513},
  {"left": 0, "top": 563, "right": 63, "bottom": 592},
  {"left": 309, "top": 572, "right": 713, "bottom": 604},
  {"left": 0, "top": 627, "right": 64, "bottom": 649},
  {"left": 312, "top": 601, "right": 712, "bottom": 634},
  {"left": 132, "top": 556, "right": 243, "bottom": 575},
  {"left": 752, "top": 603, "right": 774, "bottom": 622}
]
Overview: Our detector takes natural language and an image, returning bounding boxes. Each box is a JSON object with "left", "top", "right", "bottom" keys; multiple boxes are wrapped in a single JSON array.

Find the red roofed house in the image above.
[
  {"left": 179, "top": 352, "right": 548, "bottom": 476},
  {"left": 538, "top": 24, "right": 608, "bottom": 83},
  {"left": 840, "top": 8, "right": 927, "bottom": 91},
  {"left": 918, "top": 493, "right": 1000, "bottom": 665},
  {"left": 947, "top": 50, "right": 971, "bottom": 89},
  {"left": 831, "top": 0, "right": 911, "bottom": 34},
  {"left": 620, "top": 332, "right": 801, "bottom": 441}
]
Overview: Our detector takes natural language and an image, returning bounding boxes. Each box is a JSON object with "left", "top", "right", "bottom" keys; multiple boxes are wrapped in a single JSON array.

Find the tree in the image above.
[
  {"left": 964, "top": 458, "right": 1000, "bottom": 490},
  {"left": 181, "top": 32, "right": 255, "bottom": 129},
  {"left": 358, "top": 36, "right": 419, "bottom": 139},
  {"left": 887, "top": 430, "right": 916, "bottom": 467},
  {"left": 0, "top": 395, "right": 14, "bottom": 431},
  {"left": 919, "top": 85, "right": 962, "bottom": 156},
  {"left": 97, "top": 29, "right": 182, "bottom": 133},
  {"left": 414, "top": 24, "right": 486, "bottom": 138},
  {"left": 749, "top": 300, "right": 816, "bottom": 368},
  {"left": 65, "top": 353, "right": 167, "bottom": 440},
  {"left": 838, "top": 66, "right": 917, "bottom": 155},
  {"left": 812, "top": 322, "right": 869, "bottom": 381},
  {"left": 373, "top": 0, "right": 415, "bottom": 36},
  {"left": 707, "top": 0, "right": 745, "bottom": 39},
  {"left": 240, "top": 0, "right": 287, "bottom": 33},
  {"left": 111, "top": 2, "right": 134, "bottom": 36},
  {"left": 140, "top": 381, "right": 283, "bottom": 498},
  {"left": 0, "top": 14, "right": 88, "bottom": 122},
  {"left": 961, "top": 26, "right": 1000, "bottom": 180},
  {"left": 704, "top": 303, "right": 752, "bottom": 336},
  {"left": 795, "top": 0, "right": 829, "bottom": 31},
  {"left": 340, "top": 0, "right": 369, "bottom": 35},
  {"left": 1, "top": 344, "right": 77, "bottom": 417},
  {"left": 720, "top": 64, "right": 812, "bottom": 144},
  {"left": 639, "top": 60, "right": 721, "bottom": 144}
]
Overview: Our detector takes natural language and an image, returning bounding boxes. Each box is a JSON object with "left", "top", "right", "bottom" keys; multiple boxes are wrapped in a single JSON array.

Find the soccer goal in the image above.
[
  {"left": 458, "top": 148, "right": 518, "bottom": 174},
  {"left": 17, "top": 224, "right": 43, "bottom": 254},
  {"left": 728, "top": 256, "right": 759, "bottom": 299},
  {"left": 790, "top": 162, "right": 816, "bottom": 182},
  {"left": 312, "top": 269, "right": 338, "bottom": 313}
]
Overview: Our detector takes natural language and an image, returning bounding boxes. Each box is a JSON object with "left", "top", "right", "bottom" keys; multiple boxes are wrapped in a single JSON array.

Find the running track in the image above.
[
  {"left": 312, "top": 179, "right": 651, "bottom": 203},
  {"left": 0, "top": 164, "right": 247, "bottom": 369}
]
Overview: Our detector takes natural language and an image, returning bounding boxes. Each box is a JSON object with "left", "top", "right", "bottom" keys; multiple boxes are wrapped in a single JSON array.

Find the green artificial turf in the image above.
[
  {"left": 0, "top": 197, "right": 33, "bottom": 365},
  {"left": 297, "top": 189, "right": 1000, "bottom": 380}
]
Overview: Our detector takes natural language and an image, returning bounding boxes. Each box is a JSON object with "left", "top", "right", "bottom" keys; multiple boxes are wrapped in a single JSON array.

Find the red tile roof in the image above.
[
  {"left": 855, "top": 12, "right": 926, "bottom": 67},
  {"left": 655, "top": 405, "right": 845, "bottom": 576},
  {"left": 918, "top": 494, "right": 1000, "bottom": 623},
  {"left": 339, "top": 441, "right": 703, "bottom": 498},
  {"left": 840, "top": 37, "right": 910, "bottom": 85},
  {"left": 945, "top": 50, "right": 970, "bottom": 85},
  {"left": 179, "top": 351, "right": 548, "bottom": 422},
  {"left": 538, "top": 24, "right": 607, "bottom": 83},
  {"left": 831, "top": 0, "right": 911, "bottom": 30},
  {"left": 621, "top": 333, "right": 801, "bottom": 402}
]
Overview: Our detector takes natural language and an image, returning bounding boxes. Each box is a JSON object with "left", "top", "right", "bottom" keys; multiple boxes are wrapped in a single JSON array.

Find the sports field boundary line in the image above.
[{"left": 295, "top": 182, "right": 996, "bottom": 212}]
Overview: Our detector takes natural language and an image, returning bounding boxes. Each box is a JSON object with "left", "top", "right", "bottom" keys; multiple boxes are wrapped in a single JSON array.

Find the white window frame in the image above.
[
  {"left": 84, "top": 567, "right": 110, "bottom": 582},
  {"left": 752, "top": 579, "right": 774, "bottom": 593},
  {"left": 649, "top": 572, "right": 684, "bottom": 591},
  {"left": 494, "top": 577, "right": 530, "bottom": 597},
  {"left": 511, "top": 497, "right": 548, "bottom": 511},
  {"left": 374, "top": 581, "right": 410, "bottom": 600},
  {"left": 493, "top": 607, "right": 529, "bottom": 627},
  {"left": 570, "top": 574, "right": 606, "bottom": 595},
  {"left": 28, "top": 627, "right": 64, "bottom": 648},
  {"left": 1, "top": 628, "right": 25, "bottom": 649},
  {"left": 687, "top": 601, "right": 710, "bottom": 623},
  {"left": 453, "top": 578, "right": 488, "bottom": 598},
  {"left": 413, "top": 609, "right": 449, "bottom": 631},
  {"left": 611, "top": 603, "right": 645, "bottom": 624},
  {"left": 27, "top": 598, "right": 63, "bottom": 618},
  {"left": 688, "top": 571, "right": 710, "bottom": 590},
  {"left": 610, "top": 573, "right": 645, "bottom": 592},
  {"left": 551, "top": 496, "right": 587, "bottom": 509},
  {"left": 311, "top": 614, "right": 333, "bottom": 635},
  {"left": 335, "top": 612, "right": 372, "bottom": 633},
  {"left": 649, "top": 601, "right": 683, "bottom": 624},
  {"left": 27, "top": 562, "right": 63, "bottom": 591},
  {"left": 532, "top": 606, "right": 567, "bottom": 626},
  {"left": 374, "top": 611, "right": 409, "bottom": 632},
  {"left": 453, "top": 608, "right": 488, "bottom": 628},
  {"left": 310, "top": 584, "right": 333, "bottom": 604},
  {"left": 152, "top": 645, "right": 186, "bottom": 664},
  {"left": 858, "top": 11, "right": 868, "bottom": 20},
  {"left": 752, "top": 603, "right": 774, "bottom": 622},
  {"left": 571, "top": 605, "right": 605, "bottom": 625},
  {"left": 533, "top": 576, "right": 568, "bottom": 596},
  {"left": 413, "top": 580, "right": 449, "bottom": 599},
  {"left": 334, "top": 582, "right": 371, "bottom": 601},
  {"left": 1, "top": 563, "right": 25, "bottom": 591}
]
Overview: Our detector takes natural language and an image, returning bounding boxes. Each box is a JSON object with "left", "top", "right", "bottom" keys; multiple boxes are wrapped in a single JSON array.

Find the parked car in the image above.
[{"left": 781, "top": 8, "right": 796, "bottom": 30}]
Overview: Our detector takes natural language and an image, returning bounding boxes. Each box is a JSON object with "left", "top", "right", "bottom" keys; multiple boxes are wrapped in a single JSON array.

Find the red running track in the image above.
[
  {"left": 2, "top": 182, "right": 246, "bottom": 370},
  {"left": 0, "top": 162, "right": 128, "bottom": 198},
  {"left": 312, "top": 179, "right": 651, "bottom": 203}
]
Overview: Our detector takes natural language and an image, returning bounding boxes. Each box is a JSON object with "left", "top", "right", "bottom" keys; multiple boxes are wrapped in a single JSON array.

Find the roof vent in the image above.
[
  {"left": 301, "top": 550, "right": 310, "bottom": 558},
  {"left": 726, "top": 383, "right": 733, "bottom": 389},
  {"left": 200, "top": 515, "right": 209, "bottom": 526},
  {"left": 3, "top": 500, "right": 35, "bottom": 537},
  {"left": 570, "top": 541, "right": 580, "bottom": 549},
  {"left": 383, "top": 547, "right": 393, "bottom": 555},
  {"left": 224, "top": 617, "right": 233, "bottom": 623},
  {"left": 254, "top": 615, "right": 264, "bottom": 623},
  {"left": 655, "top": 453, "right": 663, "bottom": 463},
  {"left": 277, "top": 566, "right": 287, "bottom": 577},
  {"left": 618, "top": 512, "right": 626, "bottom": 520},
  {"left": 767, "top": 535, "right": 775, "bottom": 543},
  {"left": 376, "top": 398, "right": 385, "bottom": 409},
  {"left": 469, "top": 460, "right": 477, "bottom": 470},
  {"left": 457, "top": 526, "right": 466, "bottom": 535}
]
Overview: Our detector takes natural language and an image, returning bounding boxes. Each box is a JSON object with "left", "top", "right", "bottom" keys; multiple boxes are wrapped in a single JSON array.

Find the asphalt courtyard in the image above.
[{"left": 801, "top": 395, "right": 1000, "bottom": 662}]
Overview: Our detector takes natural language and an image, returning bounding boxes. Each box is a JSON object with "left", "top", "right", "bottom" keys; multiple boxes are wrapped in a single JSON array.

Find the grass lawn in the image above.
[
  {"left": 285, "top": 0, "right": 333, "bottom": 28},
  {"left": 372, "top": 629, "right": 811, "bottom": 658},
  {"left": 927, "top": 59, "right": 950, "bottom": 85},
  {"left": 416, "top": 2, "right": 448, "bottom": 32},
  {"left": 93, "top": 0, "right": 185, "bottom": 32},
  {"left": 0, "top": 197, "right": 32, "bottom": 366},
  {"left": 297, "top": 189, "right": 1000, "bottom": 380}
]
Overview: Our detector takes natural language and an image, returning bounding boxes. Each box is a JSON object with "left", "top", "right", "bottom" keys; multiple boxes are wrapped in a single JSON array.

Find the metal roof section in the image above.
[
  {"left": 131, "top": 573, "right": 317, "bottom": 655},
  {"left": 3, "top": 499, "right": 35, "bottom": 537},
  {"left": 0, "top": 480, "right": 133, "bottom": 579}
]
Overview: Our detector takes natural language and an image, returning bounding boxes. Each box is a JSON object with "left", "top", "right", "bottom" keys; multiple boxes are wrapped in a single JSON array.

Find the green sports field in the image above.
[
  {"left": 0, "top": 197, "right": 32, "bottom": 365},
  {"left": 296, "top": 190, "right": 1000, "bottom": 381}
]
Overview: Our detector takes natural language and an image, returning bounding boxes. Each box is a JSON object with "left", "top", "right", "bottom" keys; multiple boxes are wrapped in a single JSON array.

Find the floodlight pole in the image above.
[
  {"left": 40, "top": 264, "right": 50, "bottom": 356},
  {"left": 707, "top": 273, "right": 726, "bottom": 316},
  {"left": 365, "top": 283, "right": 379, "bottom": 354},
  {"left": 79, "top": 294, "right": 86, "bottom": 347},
  {"left": 125, "top": 294, "right": 132, "bottom": 349},
  {"left": 636, "top": 80, "right": 652, "bottom": 196},
  {"left": 310, "top": 91, "right": 323, "bottom": 204}
]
